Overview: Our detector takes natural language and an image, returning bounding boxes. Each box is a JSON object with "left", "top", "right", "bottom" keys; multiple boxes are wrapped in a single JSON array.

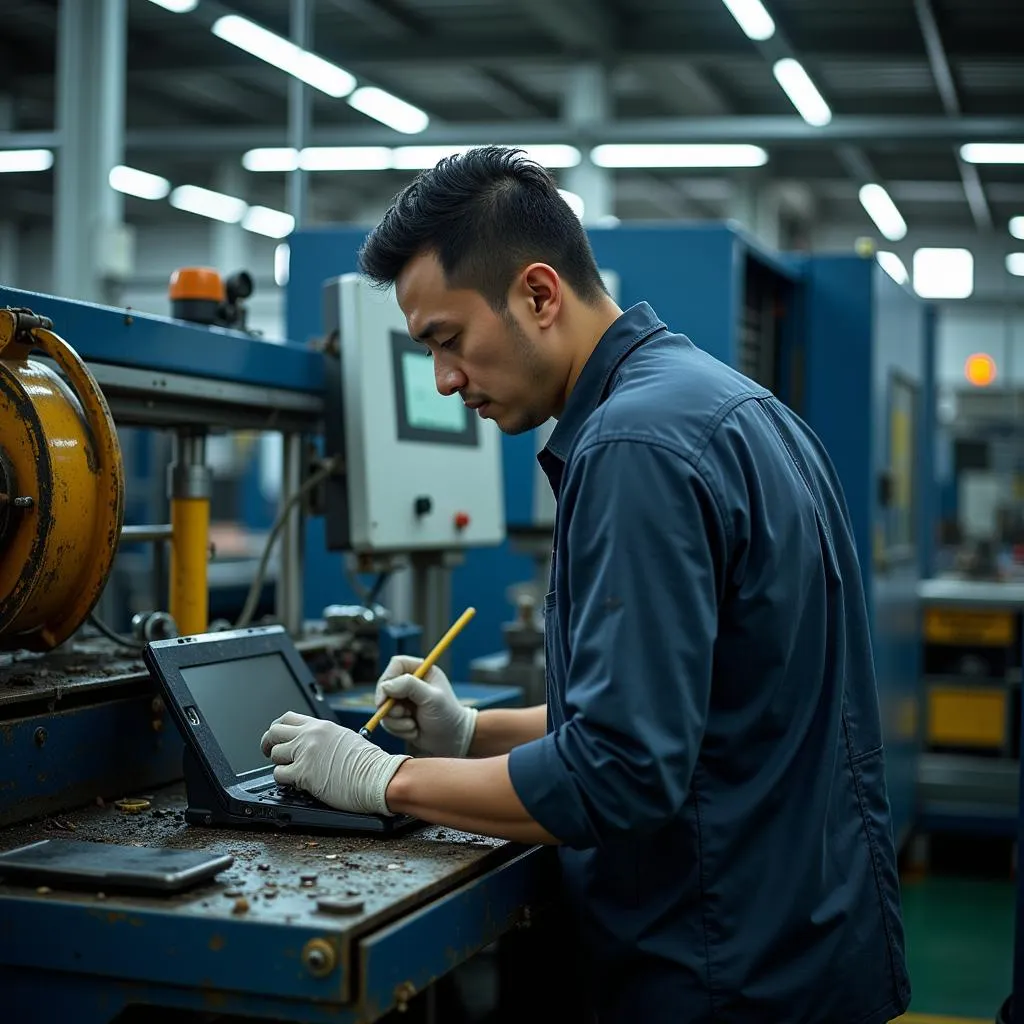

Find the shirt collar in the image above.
[{"left": 543, "top": 301, "right": 665, "bottom": 465}]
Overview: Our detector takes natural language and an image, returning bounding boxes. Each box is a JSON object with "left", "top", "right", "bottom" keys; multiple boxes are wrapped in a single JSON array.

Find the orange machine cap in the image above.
[{"left": 169, "top": 266, "right": 225, "bottom": 302}]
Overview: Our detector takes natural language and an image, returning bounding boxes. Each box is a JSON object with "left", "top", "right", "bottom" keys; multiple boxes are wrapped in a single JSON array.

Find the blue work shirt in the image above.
[{"left": 507, "top": 303, "right": 910, "bottom": 1023}]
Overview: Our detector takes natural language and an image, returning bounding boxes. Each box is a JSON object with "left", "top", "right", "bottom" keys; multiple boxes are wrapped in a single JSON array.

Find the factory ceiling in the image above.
[{"left": 3, "top": 0, "right": 1024, "bottom": 236}]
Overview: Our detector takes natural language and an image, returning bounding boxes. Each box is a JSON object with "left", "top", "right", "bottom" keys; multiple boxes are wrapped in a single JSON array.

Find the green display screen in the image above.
[{"left": 401, "top": 351, "right": 467, "bottom": 433}]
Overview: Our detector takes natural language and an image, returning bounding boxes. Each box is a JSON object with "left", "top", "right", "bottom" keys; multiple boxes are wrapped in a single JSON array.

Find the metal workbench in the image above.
[{"left": 0, "top": 785, "right": 553, "bottom": 1024}]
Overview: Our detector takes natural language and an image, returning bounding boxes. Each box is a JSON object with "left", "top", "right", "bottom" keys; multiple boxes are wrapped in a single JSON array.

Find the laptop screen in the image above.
[{"left": 180, "top": 652, "right": 303, "bottom": 777}]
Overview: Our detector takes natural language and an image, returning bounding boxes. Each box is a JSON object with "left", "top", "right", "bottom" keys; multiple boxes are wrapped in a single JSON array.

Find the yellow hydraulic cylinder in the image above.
[{"left": 169, "top": 495, "right": 209, "bottom": 637}]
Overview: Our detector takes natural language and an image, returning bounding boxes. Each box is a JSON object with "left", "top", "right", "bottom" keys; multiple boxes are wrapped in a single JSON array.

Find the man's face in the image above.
[{"left": 395, "top": 251, "right": 560, "bottom": 435}]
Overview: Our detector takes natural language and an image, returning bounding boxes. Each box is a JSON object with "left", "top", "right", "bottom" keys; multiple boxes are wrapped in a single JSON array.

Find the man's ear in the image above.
[{"left": 516, "top": 263, "right": 561, "bottom": 329}]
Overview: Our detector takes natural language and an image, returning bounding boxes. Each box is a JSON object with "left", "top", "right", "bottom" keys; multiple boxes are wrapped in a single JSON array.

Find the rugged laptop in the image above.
[{"left": 144, "top": 625, "right": 419, "bottom": 836}]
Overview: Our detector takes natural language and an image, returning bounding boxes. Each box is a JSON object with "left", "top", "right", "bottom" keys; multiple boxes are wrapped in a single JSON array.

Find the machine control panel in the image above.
[{"left": 322, "top": 274, "right": 506, "bottom": 554}]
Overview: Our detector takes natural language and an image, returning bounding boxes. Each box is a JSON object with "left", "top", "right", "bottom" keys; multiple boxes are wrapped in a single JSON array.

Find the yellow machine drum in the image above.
[{"left": 0, "top": 307, "right": 124, "bottom": 651}]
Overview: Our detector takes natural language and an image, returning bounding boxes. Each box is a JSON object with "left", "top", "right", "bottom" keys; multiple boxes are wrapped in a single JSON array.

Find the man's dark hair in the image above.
[{"left": 357, "top": 146, "right": 608, "bottom": 310}]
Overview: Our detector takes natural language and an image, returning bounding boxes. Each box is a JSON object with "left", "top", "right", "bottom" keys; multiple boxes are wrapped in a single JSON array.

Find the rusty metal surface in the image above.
[
  {"left": 0, "top": 644, "right": 149, "bottom": 707},
  {"left": 0, "top": 632, "right": 363, "bottom": 709},
  {"left": 0, "top": 781, "right": 514, "bottom": 939}
]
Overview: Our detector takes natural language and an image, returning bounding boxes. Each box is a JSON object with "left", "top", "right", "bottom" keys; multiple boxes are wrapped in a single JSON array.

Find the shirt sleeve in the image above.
[{"left": 508, "top": 438, "right": 729, "bottom": 849}]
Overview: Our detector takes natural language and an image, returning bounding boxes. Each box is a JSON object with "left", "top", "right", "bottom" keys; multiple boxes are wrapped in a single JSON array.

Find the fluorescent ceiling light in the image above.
[
  {"left": 772, "top": 58, "right": 832, "bottom": 127},
  {"left": 212, "top": 15, "right": 356, "bottom": 98},
  {"left": 301, "top": 146, "right": 392, "bottom": 171},
  {"left": 169, "top": 184, "right": 248, "bottom": 224},
  {"left": 147, "top": 0, "right": 198, "bottom": 10},
  {"left": 913, "top": 247, "right": 974, "bottom": 300},
  {"left": 0, "top": 149, "right": 53, "bottom": 173},
  {"left": 1006, "top": 253, "right": 1024, "bottom": 277},
  {"left": 515, "top": 144, "right": 581, "bottom": 168},
  {"left": 859, "top": 183, "right": 907, "bottom": 241},
  {"left": 721, "top": 0, "right": 775, "bottom": 40},
  {"left": 558, "top": 189, "right": 585, "bottom": 219},
  {"left": 1010, "top": 216, "right": 1024, "bottom": 240},
  {"left": 347, "top": 86, "right": 429, "bottom": 134},
  {"left": 243, "top": 206, "right": 295, "bottom": 239},
  {"left": 275, "top": 244, "right": 291, "bottom": 288},
  {"left": 960, "top": 143, "right": 1024, "bottom": 164},
  {"left": 590, "top": 143, "right": 768, "bottom": 168},
  {"left": 876, "top": 251, "right": 908, "bottom": 285},
  {"left": 109, "top": 164, "right": 170, "bottom": 200},
  {"left": 243, "top": 148, "right": 300, "bottom": 172},
  {"left": 391, "top": 145, "right": 477, "bottom": 170}
]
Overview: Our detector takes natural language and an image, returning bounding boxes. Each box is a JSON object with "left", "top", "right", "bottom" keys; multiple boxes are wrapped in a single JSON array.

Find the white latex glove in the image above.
[
  {"left": 260, "top": 712, "right": 410, "bottom": 816},
  {"left": 373, "top": 655, "right": 478, "bottom": 758}
]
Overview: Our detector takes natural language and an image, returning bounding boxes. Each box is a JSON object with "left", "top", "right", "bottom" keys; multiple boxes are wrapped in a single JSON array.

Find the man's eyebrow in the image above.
[{"left": 414, "top": 320, "right": 446, "bottom": 343}]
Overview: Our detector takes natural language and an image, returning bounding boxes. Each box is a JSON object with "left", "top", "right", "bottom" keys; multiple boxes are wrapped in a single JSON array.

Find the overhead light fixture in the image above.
[
  {"left": 390, "top": 145, "right": 478, "bottom": 169},
  {"left": 1009, "top": 216, "right": 1024, "bottom": 240},
  {"left": 558, "top": 189, "right": 585, "bottom": 220},
  {"left": 243, "top": 148, "right": 300, "bottom": 172},
  {"left": 913, "top": 247, "right": 974, "bottom": 300},
  {"left": 960, "top": 143, "right": 1024, "bottom": 164},
  {"left": 876, "top": 251, "right": 908, "bottom": 285},
  {"left": 1006, "top": 253, "right": 1024, "bottom": 277},
  {"left": 0, "top": 149, "right": 54, "bottom": 173},
  {"left": 275, "top": 244, "right": 291, "bottom": 288},
  {"left": 242, "top": 144, "right": 583, "bottom": 173},
  {"left": 242, "top": 206, "right": 295, "bottom": 239},
  {"left": 347, "top": 87, "right": 429, "bottom": 134},
  {"left": 109, "top": 164, "right": 170, "bottom": 200},
  {"left": 300, "top": 146, "right": 392, "bottom": 171},
  {"left": 859, "top": 183, "right": 907, "bottom": 241},
  {"left": 721, "top": 0, "right": 775, "bottom": 40},
  {"left": 772, "top": 58, "right": 832, "bottom": 127},
  {"left": 147, "top": 0, "right": 198, "bottom": 10},
  {"left": 169, "top": 184, "right": 248, "bottom": 224},
  {"left": 211, "top": 15, "right": 356, "bottom": 98},
  {"left": 590, "top": 143, "right": 769, "bottom": 168}
]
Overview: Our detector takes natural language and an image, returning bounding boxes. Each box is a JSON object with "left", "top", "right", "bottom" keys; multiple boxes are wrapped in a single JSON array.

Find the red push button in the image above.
[{"left": 453, "top": 511, "right": 470, "bottom": 530}]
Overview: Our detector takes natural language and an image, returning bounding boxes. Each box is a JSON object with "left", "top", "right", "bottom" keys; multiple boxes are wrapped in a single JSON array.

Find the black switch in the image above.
[{"left": 414, "top": 495, "right": 432, "bottom": 517}]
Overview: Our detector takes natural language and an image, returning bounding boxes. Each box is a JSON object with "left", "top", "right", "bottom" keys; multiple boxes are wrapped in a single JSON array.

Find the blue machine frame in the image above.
[{"left": 0, "top": 283, "right": 544, "bottom": 1023}]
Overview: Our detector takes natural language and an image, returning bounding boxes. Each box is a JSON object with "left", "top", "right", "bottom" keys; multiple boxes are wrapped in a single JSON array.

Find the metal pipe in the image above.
[
  {"left": 120, "top": 523, "right": 173, "bottom": 544},
  {"left": 277, "top": 433, "right": 304, "bottom": 635},
  {"left": 168, "top": 431, "right": 211, "bottom": 636}
]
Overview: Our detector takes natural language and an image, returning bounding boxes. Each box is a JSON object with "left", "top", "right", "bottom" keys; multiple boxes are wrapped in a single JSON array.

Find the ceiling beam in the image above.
[
  {"left": 321, "top": 0, "right": 426, "bottom": 37},
  {"left": 5, "top": 115, "right": 1024, "bottom": 154},
  {"left": 519, "top": 0, "right": 615, "bottom": 56},
  {"left": 913, "top": 0, "right": 992, "bottom": 230}
]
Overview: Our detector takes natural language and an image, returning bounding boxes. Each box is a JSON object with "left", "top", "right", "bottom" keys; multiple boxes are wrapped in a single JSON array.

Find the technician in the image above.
[{"left": 261, "top": 146, "right": 910, "bottom": 1024}]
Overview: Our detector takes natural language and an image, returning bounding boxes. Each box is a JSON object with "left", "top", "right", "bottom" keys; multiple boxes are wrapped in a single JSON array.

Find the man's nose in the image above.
[{"left": 434, "top": 361, "right": 467, "bottom": 397}]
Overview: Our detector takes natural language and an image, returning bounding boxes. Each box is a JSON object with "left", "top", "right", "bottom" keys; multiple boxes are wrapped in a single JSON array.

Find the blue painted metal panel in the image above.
[
  {"left": 798, "top": 255, "right": 926, "bottom": 846},
  {"left": 586, "top": 224, "right": 741, "bottom": 365},
  {"left": 0, "top": 694, "right": 183, "bottom": 824},
  {"left": 0, "top": 286, "right": 323, "bottom": 393},
  {"left": 359, "top": 846, "right": 555, "bottom": 1020},
  {"left": 0, "top": 893, "right": 352, "bottom": 1003}
]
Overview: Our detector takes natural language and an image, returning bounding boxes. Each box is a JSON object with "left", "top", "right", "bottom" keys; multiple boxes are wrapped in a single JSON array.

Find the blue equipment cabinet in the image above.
[{"left": 797, "top": 255, "right": 929, "bottom": 846}]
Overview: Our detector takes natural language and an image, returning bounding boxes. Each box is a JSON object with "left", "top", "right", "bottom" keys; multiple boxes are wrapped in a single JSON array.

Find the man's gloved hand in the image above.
[
  {"left": 260, "top": 712, "right": 410, "bottom": 815},
  {"left": 373, "top": 655, "right": 478, "bottom": 758}
]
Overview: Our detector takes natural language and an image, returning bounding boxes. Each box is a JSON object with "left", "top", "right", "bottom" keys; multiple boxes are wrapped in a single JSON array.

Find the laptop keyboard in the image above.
[{"left": 249, "top": 782, "right": 329, "bottom": 808}]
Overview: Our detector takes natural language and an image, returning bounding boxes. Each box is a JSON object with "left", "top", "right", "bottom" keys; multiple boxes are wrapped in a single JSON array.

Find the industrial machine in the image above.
[{"left": 0, "top": 281, "right": 546, "bottom": 1024}]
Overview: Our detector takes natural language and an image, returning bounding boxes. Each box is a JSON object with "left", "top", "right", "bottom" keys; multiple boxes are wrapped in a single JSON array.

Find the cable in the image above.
[
  {"left": 235, "top": 457, "right": 339, "bottom": 629},
  {"left": 87, "top": 612, "right": 145, "bottom": 650}
]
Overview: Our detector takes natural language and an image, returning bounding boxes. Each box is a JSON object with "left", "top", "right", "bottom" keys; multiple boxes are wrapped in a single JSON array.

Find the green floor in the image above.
[{"left": 900, "top": 872, "right": 1015, "bottom": 1020}]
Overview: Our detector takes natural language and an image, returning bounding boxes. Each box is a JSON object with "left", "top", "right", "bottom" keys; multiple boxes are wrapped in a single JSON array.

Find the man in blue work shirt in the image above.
[{"left": 261, "top": 146, "right": 910, "bottom": 1023}]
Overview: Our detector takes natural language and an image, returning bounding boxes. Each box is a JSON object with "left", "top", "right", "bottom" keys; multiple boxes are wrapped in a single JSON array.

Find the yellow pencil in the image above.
[{"left": 358, "top": 606, "right": 476, "bottom": 738}]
